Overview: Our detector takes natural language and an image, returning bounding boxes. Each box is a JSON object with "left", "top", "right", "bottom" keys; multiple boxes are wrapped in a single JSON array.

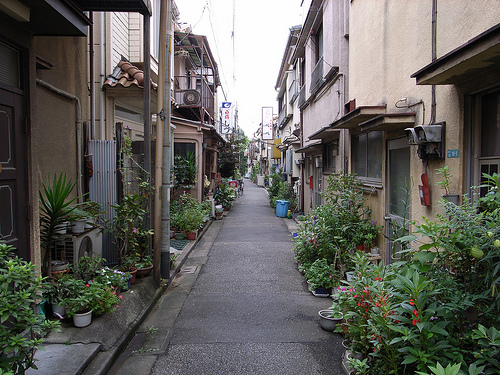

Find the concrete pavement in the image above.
[{"left": 108, "top": 180, "right": 344, "bottom": 375}]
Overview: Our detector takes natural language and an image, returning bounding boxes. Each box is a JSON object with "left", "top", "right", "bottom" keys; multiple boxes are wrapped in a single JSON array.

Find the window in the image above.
[
  {"left": 352, "top": 131, "right": 383, "bottom": 181},
  {"left": 174, "top": 142, "right": 195, "bottom": 157},
  {"left": 314, "top": 24, "right": 323, "bottom": 64},
  {"left": 323, "top": 140, "right": 338, "bottom": 173}
]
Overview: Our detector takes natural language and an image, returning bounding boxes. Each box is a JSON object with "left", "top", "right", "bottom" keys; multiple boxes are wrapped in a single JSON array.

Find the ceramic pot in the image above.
[
  {"left": 187, "top": 231, "right": 197, "bottom": 240},
  {"left": 73, "top": 310, "right": 92, "bottom": 327},
  {"left": 54, "top": 222, "right": 68, "bottom": 235},
  {"left": 346, "top": 271, "right": 355, "bottom": 281},
  {"left": 136, "top": 265, "right": 153, "bottom": 278},
  {"left": 129, "top": 267, "right": 137, "bottom": 284},
  {"left": 370, "top": 247, "right": 379, "bottom": 255},
  {"left": 318, "top": 309, "right": 343, "bottom": 331},
  {"left": 71, "top": 219, "right": 87, "bottom": 234},
  {"left": 51, "top": 303, "right": 66, "bottom": 319}
]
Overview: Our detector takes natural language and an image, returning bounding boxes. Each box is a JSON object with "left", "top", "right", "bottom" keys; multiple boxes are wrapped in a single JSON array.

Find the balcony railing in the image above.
[
  {"left": 278, "top": 105, "right": 287, "bottom": 127},
  {"left": 288, "top": 79, "right": 298, "bottom": 104},
  {"left": 310, "top": 57, "right": 325, "bottom": 94},
  {"left": 298, "top": 84, "right": 307, "bottom": 109},
  {"left": 173, "top": 75, "right": 215, "bottom": 120}
]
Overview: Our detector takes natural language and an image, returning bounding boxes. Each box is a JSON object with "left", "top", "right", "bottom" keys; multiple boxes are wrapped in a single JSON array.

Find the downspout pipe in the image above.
[
  {"left": 430, "top": 0, "right": 437, "bottom": 123},
  {"left": 36, "top": 78, "right": 83, "bottom": 202}
]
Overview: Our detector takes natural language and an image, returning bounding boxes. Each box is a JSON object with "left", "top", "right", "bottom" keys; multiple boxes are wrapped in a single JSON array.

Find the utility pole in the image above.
[{"left": 153, "top": 0, "right": 172, "bottom": 286}]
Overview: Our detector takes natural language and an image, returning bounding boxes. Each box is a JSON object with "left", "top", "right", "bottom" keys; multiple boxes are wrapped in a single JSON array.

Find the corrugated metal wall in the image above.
[{"left": 89, "top": 140, "right": 118, "bottom": 264}]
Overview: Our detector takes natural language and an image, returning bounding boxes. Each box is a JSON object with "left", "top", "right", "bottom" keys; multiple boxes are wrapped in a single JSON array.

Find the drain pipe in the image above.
[
  {"left": 430, "top": 0, "right": 437, "bottom": 123},
  {"left": 36, "top": 78, "right": 83, "bottom": 202}
]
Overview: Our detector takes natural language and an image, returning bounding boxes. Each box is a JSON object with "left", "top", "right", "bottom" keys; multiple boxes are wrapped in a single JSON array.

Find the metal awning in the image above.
[
  {"left": 411, "top": 23, "right": 500, "bottom": 85},
  {"left": 330, "top": 105, "right": 387, "bottom": 130},
  {"left": 74, "top": 0, "right": 151, "bottom": 15},
  {"left": 359, "top": 113, "right": 416, "bottom": 132},
  {"left": 174, "top": 32, "right": 220, "bottom": 84},
  {"left": 5, "top": 0, "right": 92, "bottom": 36},
  {"left": 295, "top": 142, "right": 323, "bottom": 154},
  {"left": 309, "top": 126, "right": 340, "bottom": 141}
]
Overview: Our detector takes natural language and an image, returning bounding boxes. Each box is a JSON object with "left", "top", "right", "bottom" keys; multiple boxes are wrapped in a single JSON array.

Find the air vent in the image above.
[{"left": 183, "top": 90, "right": 201, "bottom": 105}]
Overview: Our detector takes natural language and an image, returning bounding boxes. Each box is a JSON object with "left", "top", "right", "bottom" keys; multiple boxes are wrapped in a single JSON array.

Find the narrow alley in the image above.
[{"left": 109, "top": 180, "right": 344, "bottom": 374}]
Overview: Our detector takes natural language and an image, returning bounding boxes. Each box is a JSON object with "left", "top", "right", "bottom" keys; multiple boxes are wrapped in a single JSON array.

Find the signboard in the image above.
[
  {"left": 220, "top": 102, "right": 233, "bottom": 134},
  {"left": 262, "top": 107, "right": 273, "bottom": 140}
]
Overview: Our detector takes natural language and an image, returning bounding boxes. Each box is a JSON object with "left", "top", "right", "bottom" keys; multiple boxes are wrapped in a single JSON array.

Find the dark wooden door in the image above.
[{"left": 0, "top": 85, "right": 29, "bottom": 259}]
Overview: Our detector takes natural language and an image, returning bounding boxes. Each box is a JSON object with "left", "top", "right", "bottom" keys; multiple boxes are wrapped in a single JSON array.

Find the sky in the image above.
[{"left": 174, "top": 0, "right": 305, "bottom": 137}]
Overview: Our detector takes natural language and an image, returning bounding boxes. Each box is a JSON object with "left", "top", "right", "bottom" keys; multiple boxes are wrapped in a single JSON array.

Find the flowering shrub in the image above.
[
  {"left": 304, "top": 258, "right": 340, "bottom": 290},
  {"left": 95, "top": 267, "right": 129, "bottom": 288}
]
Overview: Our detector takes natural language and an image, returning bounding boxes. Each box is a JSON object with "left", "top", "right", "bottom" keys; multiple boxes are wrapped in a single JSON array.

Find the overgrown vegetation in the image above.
[{"left": 336, "top": 172, "right": 500, "bottom": 375}]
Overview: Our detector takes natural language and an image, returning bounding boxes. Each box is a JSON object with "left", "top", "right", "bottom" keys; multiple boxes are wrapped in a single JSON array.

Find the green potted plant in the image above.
[
  {"left": 135, "top": 254, "right": 153, "bottom": 277},
  {"left": 304, "top": 258, "right": 339, "bottom": 297},
  {"left": 178, "top": 207, "right": 205, "bottom": 240},
  {"left": 39, "top": 173, "right": 79, "bottom": 275},
  {"left": 42, "top": 276, "right": 74, "bottom": 318},
  {"left": 318, "top": 301, "right": 343, "bottom": 331},
  {"left": 436, "top": 165, "right": 459, "bottom": 204},
  {"left": 80, "top": 200, "right": 105, "bottom": 229}
]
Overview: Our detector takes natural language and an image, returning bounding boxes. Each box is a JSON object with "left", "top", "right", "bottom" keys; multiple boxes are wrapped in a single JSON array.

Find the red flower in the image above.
[
  {"left": 374, "top": 277, "right": 382, "bottom": 281},
  {"left": 412, "top": 310, "right": 418, "bottom": 317},
  {"left": 412, "top": 319, "right": 420, "bottom": 326},
  {"left": 409, "top": 299, "right": 415, "bottom": 305}
]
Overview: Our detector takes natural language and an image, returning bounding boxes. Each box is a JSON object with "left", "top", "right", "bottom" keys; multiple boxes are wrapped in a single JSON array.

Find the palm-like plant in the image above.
[{"left": 39, "top": 173, "right": 77, "bottom": 274}]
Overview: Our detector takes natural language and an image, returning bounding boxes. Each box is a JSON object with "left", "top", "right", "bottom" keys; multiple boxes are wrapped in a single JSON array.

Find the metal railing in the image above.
[
  {"left": 298, "top": 84, "right": 306, "bottom": 109},
  {"left": 288, "top": 79, "right": 298, "bottom": 104},
  {"left": 310, "top": 57, "right": 325, "bottom": 94}
]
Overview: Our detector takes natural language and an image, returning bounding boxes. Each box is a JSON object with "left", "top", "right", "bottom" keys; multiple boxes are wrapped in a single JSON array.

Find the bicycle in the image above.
[{"left": 237, "top": 179, "right": 244, "bottom": 196}]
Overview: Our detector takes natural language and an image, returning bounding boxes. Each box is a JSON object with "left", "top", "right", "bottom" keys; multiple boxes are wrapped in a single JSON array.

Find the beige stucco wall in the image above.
[
  {"left": 349, "top": 0, "right": 500, "bottom": 255},
  {"left": 31, "top": 35, "right": 89, "bottom": 267}
]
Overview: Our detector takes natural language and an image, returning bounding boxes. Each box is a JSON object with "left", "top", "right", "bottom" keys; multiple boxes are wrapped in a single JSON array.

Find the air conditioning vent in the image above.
[
  {"left": 54, "top": 228, "right": 102, "bottom": 265},
  {"left": 183, "top": 90, "right": 201, "bottom": 105}
]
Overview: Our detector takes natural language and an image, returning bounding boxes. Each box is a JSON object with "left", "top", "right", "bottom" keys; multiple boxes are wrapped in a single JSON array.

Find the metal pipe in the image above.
[
  {"left": 161, "top": 0, "right": 173, "bottom": 280},
  {"left": 154, "top": 0, "right": 168, "bottom": 285},
  {"left": 100, "top": 12, "right": 106, "bottom": 140},
  {"left": 143, "top": 11, "right": 152, "bottom": 259},
  {"left": 35, "top": 78, "right": 83, "bottom": 202},
  {"left": 430, "top": 0, "right": 437, "bottom": 124},
  {"left": 89, "top": 12, "right": 95, "bottom": 139}
]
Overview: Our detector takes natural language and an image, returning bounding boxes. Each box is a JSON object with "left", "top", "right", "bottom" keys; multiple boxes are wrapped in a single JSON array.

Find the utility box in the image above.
[{"left": 275, "top": 200, "right": 290, "bottom": 218}]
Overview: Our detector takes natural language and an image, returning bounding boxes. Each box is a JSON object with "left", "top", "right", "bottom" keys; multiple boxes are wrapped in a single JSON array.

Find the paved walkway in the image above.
[{"left": 108, "top": 180, "right": 344, "bottom": 374}]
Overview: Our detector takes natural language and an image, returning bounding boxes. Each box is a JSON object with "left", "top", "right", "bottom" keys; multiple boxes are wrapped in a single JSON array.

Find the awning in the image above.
[
  {"left": 295, "top": 142, "right": 323, "bottom": 154},
  {"left": 359, "top": 113, "right": 416, "bottom": 132},
  {"left": 330, "top": 106, "right": 387, "bottom": 130},
  {"left": 309, "top": 126, "right": 340, "bottom": 141},
  {"left": 411, "top": 23, "right": 500, "bottom": 85},
  {"left": 74, "top": 0, "right": 151, "bottom": 15},
  {"left": 5, "top": 0, "right": 92, "bottom": 36}
]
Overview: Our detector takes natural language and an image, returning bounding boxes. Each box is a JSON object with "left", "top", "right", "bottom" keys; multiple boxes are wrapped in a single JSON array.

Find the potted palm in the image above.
[{"left": 39, "top": 173, "right": 79, "bottom": 276}]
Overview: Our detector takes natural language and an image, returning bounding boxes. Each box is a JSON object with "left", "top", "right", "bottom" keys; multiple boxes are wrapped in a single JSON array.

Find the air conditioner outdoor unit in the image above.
[
  {"left": 182, "top": 89, "right": 201, "bottom": 105},
  {"left": 54, "top": 228, "right": 102, "bottom": 265}
]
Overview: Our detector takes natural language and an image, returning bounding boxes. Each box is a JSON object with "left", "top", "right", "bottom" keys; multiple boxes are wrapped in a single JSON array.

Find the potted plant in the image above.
[
  {"left": 318, "top": 302, "right": 343, "bottom": 331},
  {"left": 135, "top": 254, "right": 153, "bottom": 277},
  {"left": 39, "top": 173, "right": 79, "bottom": 275},
  {"left": 80, "top": 200, "right": 104, "bottom": 229},
  {"left": 95, "top": 266, "right": 130, "bottom": 294},
  {"left": 64, "top": 278, "right": 94, "bottom": 327},
  {"left": 304, "top": 258, "right": 339, "bottom": 297},
  {"left": 42, "top": 275, "right": 74, "bottom": 318},
  {"left": 178, "top": 207, "right": 205, "bottom": 240},
  {"left": 436, "top": 165, "right": 459, "bottom": 204}
]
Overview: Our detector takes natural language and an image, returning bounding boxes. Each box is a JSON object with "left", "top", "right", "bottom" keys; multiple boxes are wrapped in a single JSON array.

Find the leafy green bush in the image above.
[{"left": 0, "top": 241, "right": 60, "bottom": 373}]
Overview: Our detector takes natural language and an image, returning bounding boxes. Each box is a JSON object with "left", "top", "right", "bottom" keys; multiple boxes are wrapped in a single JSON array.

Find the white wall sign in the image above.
[{"left": 262, "top": 107, "right": 273, "bottom": 140}]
